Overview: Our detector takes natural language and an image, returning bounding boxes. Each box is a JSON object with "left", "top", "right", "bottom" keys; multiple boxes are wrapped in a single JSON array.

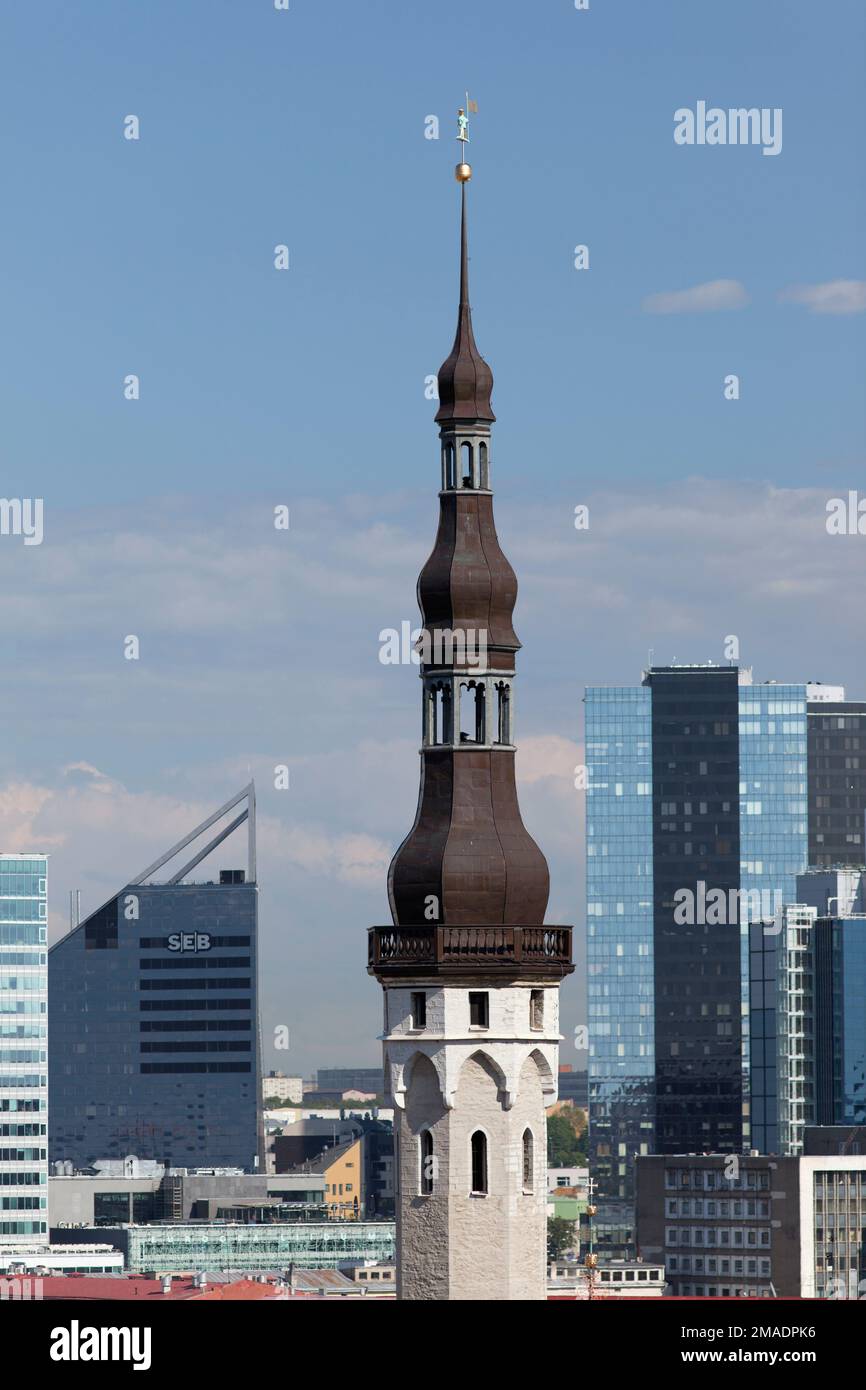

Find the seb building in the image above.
[{"left": 49, "top": 788, "right": 262, "bottom": 1171}]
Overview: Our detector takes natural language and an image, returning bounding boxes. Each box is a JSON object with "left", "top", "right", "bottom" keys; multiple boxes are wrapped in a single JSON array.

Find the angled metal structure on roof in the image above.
[{"left": 129, "top": 782, "right": 256, "bottom": 886}]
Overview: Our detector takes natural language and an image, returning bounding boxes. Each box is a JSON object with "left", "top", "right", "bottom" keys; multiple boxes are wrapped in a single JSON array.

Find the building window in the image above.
[
  {"left": 411, "top": 992, "right": 427, "bottom": 1029},
  {"left": 420, "top": 1130, "right": 434, "bottom": 1196},
  {"left": 471, "top": 1131, "right": 488, "bottom": 1195},
  {"left": 469, "top": 992, "right": 489, "bottom": 1028},
  {"left": 530, "top": 990, "right": 544, "bottom": 1031},
  {"left": 522, "top": 1129, "right": 534, "bottom": 1191}
]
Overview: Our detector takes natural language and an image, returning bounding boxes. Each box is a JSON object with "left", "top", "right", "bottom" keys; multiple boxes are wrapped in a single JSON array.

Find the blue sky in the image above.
[{"left": 0, "top": 1, "right": 864, "bottom": 1075}]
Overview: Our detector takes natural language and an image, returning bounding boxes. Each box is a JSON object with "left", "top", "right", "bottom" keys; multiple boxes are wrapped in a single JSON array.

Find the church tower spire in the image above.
[
  {"left": 434, "top": 180, "right": 495, "bottom": 427},
  {"left": 369, "top": 115, "right": 573, "bottom": 1302}
]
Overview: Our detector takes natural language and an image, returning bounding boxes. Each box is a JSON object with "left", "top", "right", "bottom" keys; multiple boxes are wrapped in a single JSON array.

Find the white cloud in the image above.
[
  {"left": 778, "top": 280, "right": 866, "bottom": 315},
  {"left": 642, "top": 279, "right": 750, "bottom": 314}
]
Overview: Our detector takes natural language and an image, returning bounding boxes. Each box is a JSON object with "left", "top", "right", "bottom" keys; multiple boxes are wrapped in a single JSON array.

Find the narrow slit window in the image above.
[
  {"left": 471, "top": 1130, "right": 488, "bottom": 1195},
  {"left": 522, "top": 1129, "right": 534, "bottom": 1191},
  {"left": 530, "top": 989, "right": 544, "bottom": 1031},
  {"left": 420, "top": 1130, "right": 434, "bottom": 1196},
  {"left": 411, "top": 991, "right": 427, "bottom": 1029}
]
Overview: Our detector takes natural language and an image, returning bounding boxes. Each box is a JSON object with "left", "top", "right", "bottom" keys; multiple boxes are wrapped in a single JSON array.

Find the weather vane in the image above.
[{"left": 455, "top": 92, "right": 477, "bottom": 183}]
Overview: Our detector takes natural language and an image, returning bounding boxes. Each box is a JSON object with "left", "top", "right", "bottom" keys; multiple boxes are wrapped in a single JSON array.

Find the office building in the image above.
[
  {"left": 557, "top": 1066, "right": 588, "bottom": 1108},
  {"left": 808, "top": 697, "right": 866, "bottom": 867},
  {"left": 0, "top": 854, "right": 48, "bottom": 1246},
  {"left": 316, "top": 1068, "right": 382, "bottom": 1095},
  {"left": 49, "top": 788, "right": 262, "bottom": 1171},
  {"left": 586, "top": 666, "right": 866, "bottom": 1249},
  {"left": 636, "top": 1149, "right": 866, "bottom": 1299},
  {"left": 776, "top": 870, "right": 866, "bottom": 1152}
]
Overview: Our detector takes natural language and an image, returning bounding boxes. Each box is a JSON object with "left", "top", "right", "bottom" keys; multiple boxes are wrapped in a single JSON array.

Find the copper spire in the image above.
[{"left": 435, "top": 182, "right": 495, "bottom": 424}]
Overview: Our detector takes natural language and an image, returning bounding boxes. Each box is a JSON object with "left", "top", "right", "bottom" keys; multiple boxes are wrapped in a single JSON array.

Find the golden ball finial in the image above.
[{"left": 455, "top": 162, "right": 472, "bottom": 182}]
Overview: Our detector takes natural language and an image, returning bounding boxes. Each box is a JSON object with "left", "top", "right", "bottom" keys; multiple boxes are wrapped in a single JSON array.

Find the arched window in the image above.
[
  {"left": 496, "top": 682, "right": 511, "bottom": 744},
  {"left": 479, "top": 441, "right": 489, "bottom": 488},
  {"left": 443, "top": 442, "right": 455, "bottom": 490},
  {"left": 420, "top": 1130, "right": 434, "bottom": 1195},
  {"left": 427, "top": 682, "right": 453, "bottom": 746},
  {"left": 522, "top": 1128, "right": 534, "bottom": 1191},
  {"left": 459, "top": 681, "right": 485, "bottom": 744},
  {"left": 461, "top": 441, "right": 474, "bottom": 488},
  {"left": 470, "top": 1130, "right": 488, "bottom": 1195}
]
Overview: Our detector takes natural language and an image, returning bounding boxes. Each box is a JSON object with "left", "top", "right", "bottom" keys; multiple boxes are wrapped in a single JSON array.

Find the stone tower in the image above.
[{"left": 368, "top": 152, "right": 573, "bottom": 1302}]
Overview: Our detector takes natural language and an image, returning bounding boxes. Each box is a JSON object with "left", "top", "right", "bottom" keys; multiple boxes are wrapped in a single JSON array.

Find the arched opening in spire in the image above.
[
  {"left": 495, "top": 681, "right": 512, "bottom": 744},
  {"left": 459, "top": 680, "right": 485, "bottom": 744},
  {"left": 442, "top": 442, "right": 455, "bottom": 490},
  {"left": 460, "top": 441, "right": 474, "bottom": 488},
  {"left": 479, "top": 441, "right": 489, "bottom": 488}
]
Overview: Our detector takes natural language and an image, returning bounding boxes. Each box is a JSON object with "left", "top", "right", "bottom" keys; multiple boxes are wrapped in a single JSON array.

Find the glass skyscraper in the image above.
[
  {"left": 585, "top": 685, "right": 653, "bottom": 1248},
  {"left": 0, "top": 853, "right": 48, "bottom": 1245},
  {"left": 586, "top": 666, "right": 866, "bottom": 1254},
  {"left": 776, "top": 871, "right": 866, "bottom": 1151},
  {"left": 739, "top": 683, "right": 809, "bottom": 1153}
]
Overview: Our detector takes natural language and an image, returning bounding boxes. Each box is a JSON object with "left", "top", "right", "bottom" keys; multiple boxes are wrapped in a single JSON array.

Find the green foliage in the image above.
[
  {"left": 547, "top": 1113, "right": 587, "bottom": 1166},
  {"left": 547, "top": 1216, "right": 575, "bottom": 1260}
]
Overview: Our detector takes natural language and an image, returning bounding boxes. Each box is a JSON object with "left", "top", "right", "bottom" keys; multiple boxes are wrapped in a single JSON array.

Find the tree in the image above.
[
  {"left": 547, "top": 1217, "right": 575, "bottom": 1260},
  {"left": 548, "top": 1113, "right": 585, "bottom": 1166}
]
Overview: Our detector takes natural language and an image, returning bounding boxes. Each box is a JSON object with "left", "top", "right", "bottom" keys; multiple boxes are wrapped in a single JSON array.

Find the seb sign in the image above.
[{"left": 167, "top": 932, "right": 212, "bottom": 954}]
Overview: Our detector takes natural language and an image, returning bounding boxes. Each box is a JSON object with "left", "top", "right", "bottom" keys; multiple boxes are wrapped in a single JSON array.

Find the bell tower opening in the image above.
[{"left": 459, "top": 680, "right": 485, "bottom": 744}]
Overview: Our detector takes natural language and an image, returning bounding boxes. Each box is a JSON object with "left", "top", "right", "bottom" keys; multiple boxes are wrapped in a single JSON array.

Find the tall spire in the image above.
[
  {"left": 435, "top": 169, "right": 495, "bottom": 424},
  {"left": 369, "top": 110, "right": 573, "bottom": 1306}
]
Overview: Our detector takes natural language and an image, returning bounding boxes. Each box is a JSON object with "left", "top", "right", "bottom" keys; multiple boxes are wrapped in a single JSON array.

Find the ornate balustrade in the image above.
[{"left": 368, "top": 924, "right": 572, "bottom": 978}]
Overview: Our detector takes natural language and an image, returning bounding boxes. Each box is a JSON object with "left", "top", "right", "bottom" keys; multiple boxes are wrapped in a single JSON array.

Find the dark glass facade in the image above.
[
  {"left": 814, "top": 916, "right": 866, "bottom": 1127},
  {"left": 649, "top": 668, "right": 743, "bottom": 1157},
  {"left": 587, "top": 667, "right": 815, "bottom": 1249},
  {"left": 808, "top": 704, "right": 866, "bottom": 869},
  {"left": 49, "top": 881, "right": 261, "bottom": 1169}
]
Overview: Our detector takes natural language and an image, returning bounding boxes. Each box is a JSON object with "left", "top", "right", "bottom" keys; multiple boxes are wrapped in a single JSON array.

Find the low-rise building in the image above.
[
  {"left": 1, "top": 1243, "right": 124, "bottom": 1275},
  {"left": 262, "top": 1073, "right": 304, "bottom": 1105},
  {"left": 53, "top": 1219, "right": 396, "bottom": 1274},
  {"left": 548, "top": 1166, "right": 588, "bottom": 1195},
  {"left": 636, "top": 1149, "right": 866, "bottom": 1298},
  {"left": 50, "top": 1165, "right": 325, "bottom": 1227},
  {"left": 548, "top": 1260, "right": 665, "bottom": 1299},
  {"left": 284, "top": 1137, "right": 363, "bottom": 1221}
]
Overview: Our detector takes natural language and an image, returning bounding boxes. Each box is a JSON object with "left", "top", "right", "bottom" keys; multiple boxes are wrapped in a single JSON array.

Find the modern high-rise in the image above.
[
  {"left": 777, "top": 869, "right": 866, "bottom": 1153},
  {"left": 49, "top": 787, "right": 262, "bottom": 1171},
  {"left": 0, "top": 853, "right": 48, "bottom": 1245},
  {"left": 368, "top": 138, "right": 573, "bottom": 1300},
  {"left": 586, "top": 666, "right": 866, "bottom": 1251}
]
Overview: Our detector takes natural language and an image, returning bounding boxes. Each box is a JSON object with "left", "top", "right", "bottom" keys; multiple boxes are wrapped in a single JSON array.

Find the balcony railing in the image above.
[{"left": 368, "top": 924, "right": 572, "bottom": 974}]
